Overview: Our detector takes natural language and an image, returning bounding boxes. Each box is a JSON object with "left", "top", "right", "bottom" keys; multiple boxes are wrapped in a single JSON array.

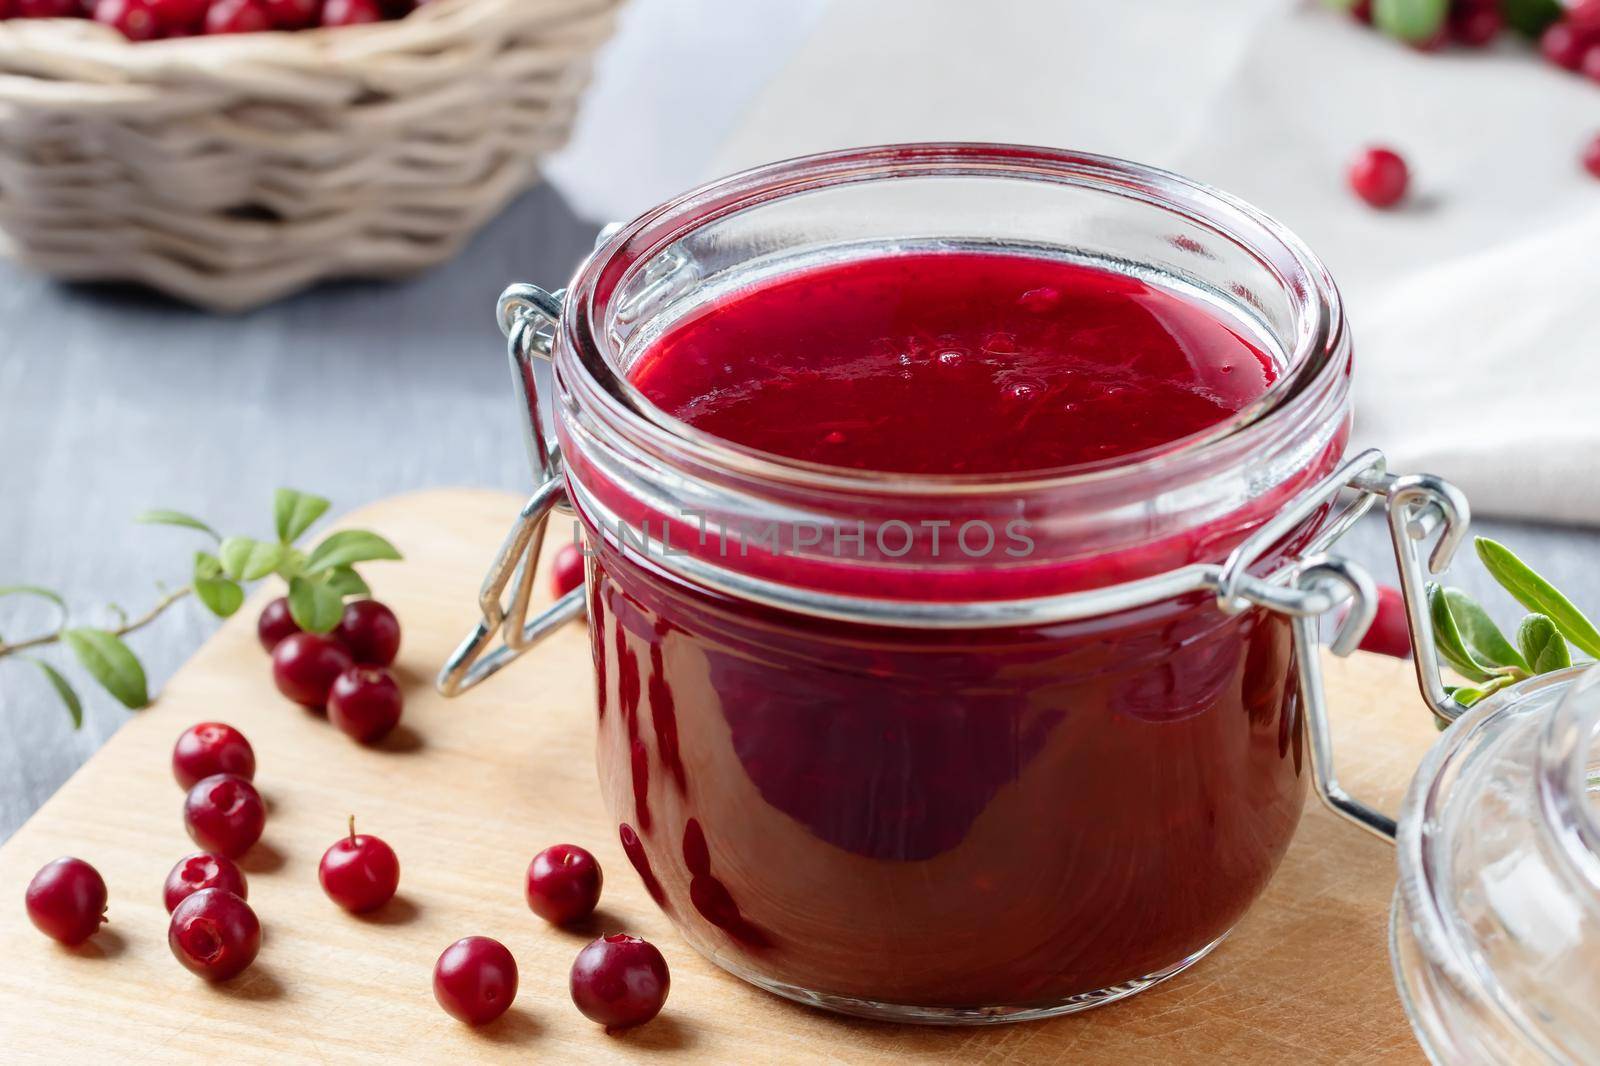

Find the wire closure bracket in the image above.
[{"left": 437, "top": 284, "right": 581, "bottom": 698}]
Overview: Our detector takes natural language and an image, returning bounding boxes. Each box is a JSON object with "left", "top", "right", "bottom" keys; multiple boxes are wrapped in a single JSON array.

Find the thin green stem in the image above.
[{"left": 0, "top": 586, "right": 191, "bottom": 659}]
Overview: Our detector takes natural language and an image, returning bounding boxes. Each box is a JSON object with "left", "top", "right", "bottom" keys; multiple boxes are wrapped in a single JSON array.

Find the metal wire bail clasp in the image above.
[
  {"left": 436, "top": 283, "right": 586, "bottom": 697},
  {"left": 1213, "top": 450, "right": 1472, "bottom": 844}
]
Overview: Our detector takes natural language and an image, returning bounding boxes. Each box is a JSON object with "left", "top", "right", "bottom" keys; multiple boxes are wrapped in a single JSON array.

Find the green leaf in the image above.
[
  {"left": 27, "top": 657, "right": 82, "bottom": 729},
  {"left": 0, "top": 585, "right": 68, "bottom": 636},
  {"left": 193, "top": 577, "right": 245, "bottom": 618},
  {"left": 275, "top": 489, "right": 330, "bottom": 546},
  {"left": 194, "top": 552, "right": 223, "bottom": 582},
  {"left": 218, "top": 537, "right": 284, "bottom": 582},
  {"left": 1427, "top": 583, "right": 1494, "bottom": 683},
  {"left": 1441, "top": 588, "right": 1527, "bottom": 672},
  {"left": 1476, "top": 538, "right": 1600, "bottom": 659},
  {"left": 324, "top": 567, "right": 370, "bottom": 598},
  {"left": 276, "top": 548, "right": 307, "bottom": 580},
  {"left": 60, "top": 628, "right": 149, "bottom": 709},
  {"left": 288, "top": 576, "right": 344, "bottom": 634},
  {"left": 1516, "top": 614, "right": 1571, "bottom": 675},
  {"left": 1450, "top": 674, "right": 1519, "bottom": 709},
  {"left": 136, "top": 509, "right": 220, "bottom": 542},
  {"left": 1372, "top": 0, "right": 1447, "bottom": 41},
  {"left": 304, "top": 530, "right": 402, "bottom": 574},
  {"left": 1500, "top": 0, "right": 1563, "bottom": 37}
]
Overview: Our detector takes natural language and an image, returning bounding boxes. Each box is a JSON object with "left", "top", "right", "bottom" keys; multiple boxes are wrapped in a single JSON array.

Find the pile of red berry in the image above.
[
  {"left": 1539, "top": 0, "right": 1600, "bottom": 80},
  {"left": 0, "top": 0, "right": 430, "bottom": 41},
  {"left": 25, "top": 579, "right": 668, "bottom": 1032},
  {"left": 261, "top": 596, "right": 406, "bottom": 744}
]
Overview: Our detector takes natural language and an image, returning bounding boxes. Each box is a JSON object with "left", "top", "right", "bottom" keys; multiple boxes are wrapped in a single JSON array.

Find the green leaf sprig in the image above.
[
  {"left": 0, "top": 488, "right": 401, "bottom": 728},
  {"left": 1431, "top": 537, "right": 1594, "bottom": 714}
]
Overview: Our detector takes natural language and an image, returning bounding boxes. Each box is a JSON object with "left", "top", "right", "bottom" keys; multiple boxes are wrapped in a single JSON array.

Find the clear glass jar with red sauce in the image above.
[{"left": 441, "top": 144, "right": 1469, "bottom": 1024}]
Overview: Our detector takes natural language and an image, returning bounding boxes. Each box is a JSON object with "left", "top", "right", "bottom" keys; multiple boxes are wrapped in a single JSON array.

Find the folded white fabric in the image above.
[{"left": 558, "top": 0, "right": 1600, "bottom": 523}]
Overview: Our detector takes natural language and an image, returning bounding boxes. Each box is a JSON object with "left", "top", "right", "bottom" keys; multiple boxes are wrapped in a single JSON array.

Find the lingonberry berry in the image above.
[
  {"left": 551, "top": 542, "right": 584, "bottom": 598},
  {"left": 1449, "top": 5, "right": 1502, "bottom": 47},
  {"left": 163, "top": 852, "right": 247, "bottom": 913},
  {"left": 14, "top": 0, "right": 82, "bottom": 16},
  {"left": 257, "top": 596, "right": 301, "bottom": 653},
  {"left": 93, "top": 0, "right": 159, "bottom": 38},
  {"left": 271, "top": 631, "right": 354, "bottom": 707},
  {"left": 526, "top": 844, "right": 603, "bottom": 926},
  {"left": 318, "top": 817, "right": 399, "bottom": 913},
  {"left": 320, "top": 0, "right": 381, "bottom": 25},
  {"left": 1541, "top": 21, "right": 1589, "bottom": 70},
  {"left": 168, "top": 888, "right": 260, "bottom": 981},
  {"left": 1581, "top": 43, "right": 1600, "bottom": 83},
  {"left": 146, "top": 0, "right": 205, "bottom": 31},
  {"left": 183, "top": 773, "right": 265, "bottom": 858},
  {"left": 1357, "top": 585, "right": 1412, "bottom": 659},
  {"left": 570, "top": 934, "right": 670, "bottom": 1030},
  {"left": 433, "top": 937, "right": 518, "bottom": 1025},
  {"left": 260, "top": 0, "right": 315, "bottom": 28},
  {"left": 172, "top": 721, "right": 256, "bottom": 789},
  {"left": 1584, "top": 133, "right": 1600, "bottom": 180},
  {"left": 327, "top": 666, "right": 403, "bottom": 744},
  {"left": 204, "top": 0, "right": 269, "bottom": 33},
  {"left": 333, "top": 599, "right": 401, "bottom": 666},
  {"left": 1348, "top": 146, "right": 1409, "bottom": 208},
  {"left": 24, "top": 858, "right": 107, "bottom": 945}
]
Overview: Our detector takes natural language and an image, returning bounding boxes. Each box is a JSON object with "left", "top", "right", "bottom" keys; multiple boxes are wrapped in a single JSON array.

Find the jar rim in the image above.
[{"left": 560, "top": 141, "right": 1347, "bottom": 497}]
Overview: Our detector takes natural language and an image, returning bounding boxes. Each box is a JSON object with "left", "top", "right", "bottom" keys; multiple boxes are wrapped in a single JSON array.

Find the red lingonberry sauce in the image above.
[
  {"left": 585, "top": 252, "right": 1318, "bottom": 1010},
  {"left": 632, "top": 253, "right": 1277, "bottom": 475}
]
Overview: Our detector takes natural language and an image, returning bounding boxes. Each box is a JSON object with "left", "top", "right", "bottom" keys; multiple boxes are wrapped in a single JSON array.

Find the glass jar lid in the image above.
[{"left": 1393, "top": 664, "right": 1600, "bottom": 1064}]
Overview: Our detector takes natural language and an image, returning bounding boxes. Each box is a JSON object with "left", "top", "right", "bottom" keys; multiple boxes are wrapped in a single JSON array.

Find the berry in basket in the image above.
[{"left": 2, "top": 0, "right": 426, "bottom": 37}]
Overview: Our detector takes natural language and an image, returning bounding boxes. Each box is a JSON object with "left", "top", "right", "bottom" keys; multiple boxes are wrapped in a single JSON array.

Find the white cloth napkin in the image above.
[{"left": 552, "top": 0, "right": 1600, "bottom": 524}]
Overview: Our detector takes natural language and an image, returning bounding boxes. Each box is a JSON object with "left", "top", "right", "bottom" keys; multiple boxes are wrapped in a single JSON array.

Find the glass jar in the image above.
[
  {"left": 1392, "top": 664, "right": 1600, "bottom": 1064},
  {"left": 440, "top": 144, "right": 1470, "bottom": 1025}
]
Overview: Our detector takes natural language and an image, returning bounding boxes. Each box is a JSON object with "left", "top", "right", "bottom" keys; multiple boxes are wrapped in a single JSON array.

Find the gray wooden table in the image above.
[{"left": 2, "top": 182, "right": 1597, "bottom": 843}]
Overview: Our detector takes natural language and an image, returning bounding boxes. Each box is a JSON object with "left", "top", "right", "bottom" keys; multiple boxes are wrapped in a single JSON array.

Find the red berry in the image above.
[
  {"left": 93, "top": 0, "right": 159, "bottom": 38},
  {"left": 259, "top": 0, "right": 314, "bottom": 27},
  {"left": 14, "top": 0, "right": 81, "bottom": 15},
  {"left": 1584, "top": 133, "right": 1600, "bottom": 180},
  {"left": 333, "top": 599, "right": 401, "bottom": 666},
  {"left": 24, "top": 858, "right": 107, "bottom": 945},
  {"left": 146, "top": 0, "right": 205, "bottom": 31},
  {"left": 551, "top": 542, "right": 584, "bottom": 598},
  {"left": 433, "top": 937, "right": 518, "bottom": 1025},
  {"left": 320, "top": 0, "right": 380, "bottom": 25},
  {"left": 172, "top": 722, "right": 256, "bottom": 790},
  {"left": 204, "top": 0, "right": 268, "bottom": 33},
  {"left": 1347, "top": 146, "right": 1409, "bottom": 209},
  {"left": 163, "top": 852, "right": 247, "bottom": 913},
  {"left": 183, "top": 773, "right": 265, "bottom": 859},
  {"left": 271, "top": 631, "right": 353, "bottom": 707},
  {"left": 1351, "top": 0, "right": 1372, "bottom": 23},
  {"left": 1542, "top": 21, "right": 1588, "bottom": 70},
  {"left": 168, "top": 888, "right": 260, "bottom": 981},
  {"left": 1449, "top": 6, "right": 1502, "bottom": 46},
  {"left": 318, "top": 817, "right": 399, "bottom": 913},
  {"left": 327, "top": 666, "right": 403, "bottom": 743},
  {"left": 525, "top": 844, "right": 603, "bottom": 926},
  {"left": 1357, "top": 585, "right": 1412, "bottom": 659},
  {"left": 257, "top": 596, "right": 301, "bottom": 653},
  {"left": 569, "top": 934, "right": 670, "bottom": 1031},
  {"left": 1582, "top": 43, "right": 1600, "bottom": 82}
]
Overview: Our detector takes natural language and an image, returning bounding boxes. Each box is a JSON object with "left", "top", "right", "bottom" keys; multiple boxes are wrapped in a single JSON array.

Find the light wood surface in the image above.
[{"left": 0, "top": 488, "right": 1435, "bottom": 1064}]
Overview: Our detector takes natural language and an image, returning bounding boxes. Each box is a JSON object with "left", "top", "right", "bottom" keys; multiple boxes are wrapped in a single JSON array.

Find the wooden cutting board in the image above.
[{"left": 0, "top": 489, "right": 1435, "bottom": 1064}]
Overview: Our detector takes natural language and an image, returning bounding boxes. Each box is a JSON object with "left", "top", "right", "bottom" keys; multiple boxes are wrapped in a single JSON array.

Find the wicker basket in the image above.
[{"left": 0, "top": 0, "right": 621, "bottom": 310}]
